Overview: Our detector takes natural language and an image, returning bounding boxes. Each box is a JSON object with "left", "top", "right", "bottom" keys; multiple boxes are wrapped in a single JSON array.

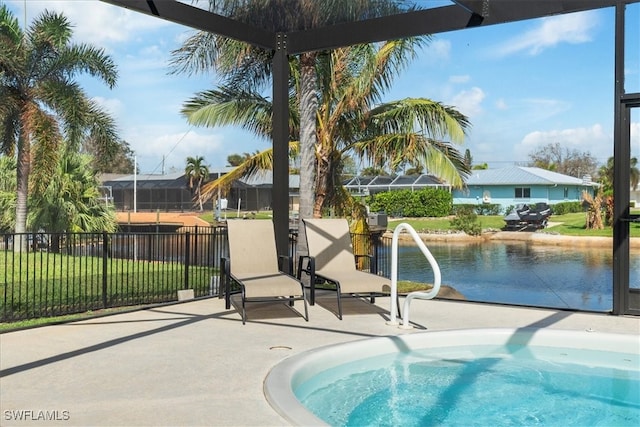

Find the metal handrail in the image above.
[{"left": 387, "top": 223, "right": 441, "bottom": 329}]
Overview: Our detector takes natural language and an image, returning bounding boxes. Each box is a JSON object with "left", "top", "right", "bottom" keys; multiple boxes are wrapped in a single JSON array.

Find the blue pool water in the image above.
[{"left": 295, "top": 344, "right": 640, "bottom": 426}]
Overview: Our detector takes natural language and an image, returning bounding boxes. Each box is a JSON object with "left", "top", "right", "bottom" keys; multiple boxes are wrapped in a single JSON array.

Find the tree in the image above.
[
  {"left": 472, "top": 163, "right": 489, "bottom": 170},
  {"left": 170, "top": 0, "right": 432, "bottom": 259},
  {"left": 29, "top": 152, "right": 117, "bottom": 251},
  {"left": 185, "top": 156, "right": 210, "bottom": 211},
  {"left": 84, "top": 138, "right": 136, "bottom": 174},
  {"left": 528, "top": 142, "right": 598, "bottom": 178},
  {"left": 0, "top": 151, "right": 117, "bottom": 242},
  {"left": 405, "top": 164, "right": 425, "bottom": 176},
  {"left": 179, "top": 40, "right": 469, "bottom": 218},
  {"left": 464, "top": 149, "right": 473, "bottom": 170},
  {"left": 0, "top": 6, "right": 118, "bottom": 250},
  {"left": 227, "top": 152, "right": 257, "bottom": 167},
  {"left": 0, "top": 154, "right": 16, "bottom": 232},
  {"left": 597, "top": 156, "right": 639, "bottom": 196},
  {"left": 583, "top": 190, "right": 604, "bottom": 230}
]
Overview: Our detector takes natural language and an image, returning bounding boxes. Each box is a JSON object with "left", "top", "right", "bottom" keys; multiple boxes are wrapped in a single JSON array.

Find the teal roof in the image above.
[{"left": 466, "top": 167, "right": 597, "bottom": 186}]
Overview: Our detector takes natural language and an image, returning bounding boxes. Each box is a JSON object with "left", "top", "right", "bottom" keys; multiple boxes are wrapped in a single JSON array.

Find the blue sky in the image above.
[{"left": 5, "top": 1, "right": 639, "bottom": 175}]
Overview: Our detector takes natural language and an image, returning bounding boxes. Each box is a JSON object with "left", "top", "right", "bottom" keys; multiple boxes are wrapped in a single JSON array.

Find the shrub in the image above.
[
  {"left": 449, "top": 206, "right": 482, "bottom": 235},
  {"left": 551, "top": 201, "right": 582, "bottom": 215},
  {"left": 452, "top": 203, "right": 502, "bottom": 216},
  {"left": 366, "top": 188, "right": 452, "bottom": 217}
]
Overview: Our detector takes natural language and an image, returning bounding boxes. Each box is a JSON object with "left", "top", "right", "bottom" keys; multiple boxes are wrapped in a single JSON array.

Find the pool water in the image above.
[{"left": 295, "top": 345, "right": 640, "bottom": 426}]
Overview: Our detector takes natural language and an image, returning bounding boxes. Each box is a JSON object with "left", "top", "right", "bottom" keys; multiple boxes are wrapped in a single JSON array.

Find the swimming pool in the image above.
[{"left": 264, "top": 328, "right": 640, "bottom": 426}]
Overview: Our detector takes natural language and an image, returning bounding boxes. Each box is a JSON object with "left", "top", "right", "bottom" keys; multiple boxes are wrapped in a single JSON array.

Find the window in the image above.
[
  {"left": 515, "top": 187, "right": 531, "bottom": 198},
  {"left": 563, "top": 187, "right": 569, "bottom": 198}
]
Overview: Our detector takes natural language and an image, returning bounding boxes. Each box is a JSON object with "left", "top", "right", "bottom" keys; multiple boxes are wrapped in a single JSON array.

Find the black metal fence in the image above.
[
  {"left": 1, "top": 226, "right": 227, "bottom": 321},
  {"left": 1, "top": 225, "right": 388, "bottom": 322}
]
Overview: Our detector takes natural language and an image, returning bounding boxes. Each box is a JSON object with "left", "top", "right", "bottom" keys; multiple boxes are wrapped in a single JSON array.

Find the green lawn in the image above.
[
  {"left": 0, "top": 252, "right": 216, "bottom": 325},
  {"left": 389, "top": 212, "right": 640, "bottom": 238}
]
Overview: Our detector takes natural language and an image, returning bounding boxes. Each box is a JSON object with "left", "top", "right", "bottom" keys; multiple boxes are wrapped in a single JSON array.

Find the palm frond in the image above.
[
  {"left": 52, "top": 44, "right": 118, "bottom": 88},
  {"left": 182, "top": 87, "right": 274, "bottom": 139},
  {"left": 30, "top": 108, "right": 62, "bottom": 195},
  {"left": 366, "top": 98, "right": 470, "bottom": 143},
  {"left": 199, "top": 142, "right": 299, "bottom": 202}
]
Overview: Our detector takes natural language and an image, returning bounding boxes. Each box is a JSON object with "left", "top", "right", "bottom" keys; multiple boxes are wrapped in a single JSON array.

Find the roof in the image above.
[
  {"left": 103, "top": 1, "right": 623, "bottom": 54},
  {"left": 465, "top": 166, "right": 598, "bottom": 186},
  {"left": 115, "top": 212, "right": 211, "bottom": 227},
  {"left": 344, "top": 174, "right": 448, "bottom": 191},
  {"left": 237, "top": 171, "right": 300, "bottom": 188}
]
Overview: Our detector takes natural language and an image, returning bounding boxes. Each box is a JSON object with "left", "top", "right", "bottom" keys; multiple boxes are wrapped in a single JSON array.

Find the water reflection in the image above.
[{"left": 395, "top": 242, "right": 640, "bottom": 312}]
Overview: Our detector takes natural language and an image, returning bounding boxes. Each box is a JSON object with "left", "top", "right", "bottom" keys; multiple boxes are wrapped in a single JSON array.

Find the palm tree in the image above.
[
  {"left": 185, "top": 156, "right": 210, "bottom": 211},
  {"left": 0, "top": 5, "right": 118, "bottom": 251},
  {"left": 29, "top": 152, "right": 117, "bottom": 251},
  {"left": 181, "top": 40, "right": 469, "bottom": 218},
  {"left": 0, "top": 150, "right": 116, "bottom": 248},
  {"left": 170, "top": 0, "right": 419, "bottom": 250},
  {"left": 598, "top": 156, "right": 640, "bottom": 195},
  {"left": 0, "top": 154, "right": 16, "bottom": 232}
]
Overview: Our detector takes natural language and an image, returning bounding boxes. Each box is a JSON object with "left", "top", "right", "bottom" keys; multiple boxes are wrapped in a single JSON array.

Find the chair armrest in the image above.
[
  {"left": 297, "top": 255, "right": 312, "bottom": 279},
  {"left": 221, "top": 256, "right": 231, "bottom": 309},
  {"left": 278, "top": 254, "right": 293, "bottom": 275},
  {"left": 297, "top": 255, "right": 317, "bottom": 305}
]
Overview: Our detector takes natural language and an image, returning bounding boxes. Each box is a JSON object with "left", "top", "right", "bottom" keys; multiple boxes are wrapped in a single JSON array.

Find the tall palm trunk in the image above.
[
  {"left": 14, "top": 118, "right": 31, "bottom": 252},
  {"left": 297, "top": 52, "right": 318, "bottom": 256},
  {"left": 197, "top": 178, "right": 204, "bottom": 211},
  {"left": 313, "top": 143, "right": 331, "bottom": 218}
]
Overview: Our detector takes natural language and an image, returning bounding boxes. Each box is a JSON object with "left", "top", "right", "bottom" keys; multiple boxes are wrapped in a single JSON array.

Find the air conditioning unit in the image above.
[{"left": 368, "top": 213, "right": 388, "bottom": 228}]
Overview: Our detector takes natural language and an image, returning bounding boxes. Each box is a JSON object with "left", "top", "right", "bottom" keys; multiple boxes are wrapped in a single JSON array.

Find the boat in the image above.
[{"left": 503, "top": 203, "right": 552, "bottom": 231}]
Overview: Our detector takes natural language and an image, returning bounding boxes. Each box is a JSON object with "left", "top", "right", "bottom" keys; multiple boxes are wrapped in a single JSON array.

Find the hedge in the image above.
[{"left": 366, "top": 188, "right": 452, "bottom": 217}]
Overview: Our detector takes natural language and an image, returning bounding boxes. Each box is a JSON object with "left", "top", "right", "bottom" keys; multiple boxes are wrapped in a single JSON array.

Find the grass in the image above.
[
  {"left": 0, "top": 251, "right": 216, "bottom": 326},
  {"left": 388, "top": 212, "right": 640, "bottom": 238},
  {"left": 0, "top": 305, "right": 146, "bottom": 333},
  {"left": 199, "top": 210, "right": 273, "bottom": 223}
]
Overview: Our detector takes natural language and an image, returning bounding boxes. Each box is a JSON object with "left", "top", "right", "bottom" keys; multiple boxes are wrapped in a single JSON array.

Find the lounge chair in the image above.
[
  {"left": 222, "top": 220, "right": 308, "bottom": 324},
  {"left": 298, "top": 218, "right": 395, "bottom": 320}
]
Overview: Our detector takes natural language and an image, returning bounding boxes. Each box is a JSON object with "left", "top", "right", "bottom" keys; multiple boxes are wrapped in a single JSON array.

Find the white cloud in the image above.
[
  {"left": 520, "top": 98, "right": 572, "bottom": 122},
  {"left": 514, "top": 124, "right": 612, "bottom": 163},
  {"left": 92, "top": 96, "right": 124, "bottom": 119},
  {"left": 425, "top": 38, "right": 451, "bottom": 63},
  {"left": 495, "top": 98, "right": 508, "bottom": 110},
  {"left": 493, "top": 11, "right": 598, "bottom": 57},
  {"left": 450, "top": 87, "right": 485, "bottom": 117},
  {"left": 449, "top": 75, "right": 470, "bottom": 84},
  {"left": 17, "top": 1, "right": 171, "bottom": 48},
  {"left": 124, "top": 128, "right": 225, "bottom": 174}
]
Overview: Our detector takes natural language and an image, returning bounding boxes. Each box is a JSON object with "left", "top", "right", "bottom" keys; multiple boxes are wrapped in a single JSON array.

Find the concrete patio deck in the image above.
[{"left": 1, "top": 294, "right": 639, "bottom": 426}]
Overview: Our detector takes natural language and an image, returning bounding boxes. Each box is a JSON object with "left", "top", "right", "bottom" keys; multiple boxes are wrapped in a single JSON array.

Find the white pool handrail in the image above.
[{"left": 387, "top": 223, "right": 441, "bottom": 329}]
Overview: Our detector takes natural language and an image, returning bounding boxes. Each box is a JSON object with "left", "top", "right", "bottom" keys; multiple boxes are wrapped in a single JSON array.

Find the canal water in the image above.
[{"left": 392, "top": 241, "right": 640, "bottom": 312}]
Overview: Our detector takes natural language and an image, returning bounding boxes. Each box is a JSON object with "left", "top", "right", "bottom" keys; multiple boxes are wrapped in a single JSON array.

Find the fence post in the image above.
[
  {"left": 102, "top": 232, "right": 108, "bottom": 308},
  {"left": 184, "top": 231, "right": 190, "bottom": 290}
]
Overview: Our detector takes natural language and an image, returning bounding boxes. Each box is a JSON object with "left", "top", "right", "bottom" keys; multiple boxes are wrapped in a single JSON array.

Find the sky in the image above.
[{"left": 4, "top": 0, "right": 640, "bottom": 176}]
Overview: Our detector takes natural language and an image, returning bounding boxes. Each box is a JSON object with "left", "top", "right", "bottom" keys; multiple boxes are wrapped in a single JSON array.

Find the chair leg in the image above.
[{"left": 242, "top": 297, "right": 246, "bottom": 325}]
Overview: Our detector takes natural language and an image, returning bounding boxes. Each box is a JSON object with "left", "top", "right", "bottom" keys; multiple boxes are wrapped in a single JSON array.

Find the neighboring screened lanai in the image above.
[
  {"left": 101, "top": 0, "right": 640, "bottom": 316},
  {"left": 343, "top": 175, "right": 451, "bottom": 196}
]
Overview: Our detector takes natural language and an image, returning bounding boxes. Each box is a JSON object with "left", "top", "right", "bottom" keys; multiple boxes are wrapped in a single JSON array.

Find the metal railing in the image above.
[
  {"left": 1, "top": 226, "right": 388, "bottom": 322},
  {"left": 0, "top": 227, "right": 227, "bottom": 321}
]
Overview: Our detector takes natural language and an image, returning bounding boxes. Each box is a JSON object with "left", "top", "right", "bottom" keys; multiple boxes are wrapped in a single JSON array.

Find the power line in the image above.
[{"left": 141, "top": 126, "right": 194, "bottom": 177}]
